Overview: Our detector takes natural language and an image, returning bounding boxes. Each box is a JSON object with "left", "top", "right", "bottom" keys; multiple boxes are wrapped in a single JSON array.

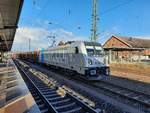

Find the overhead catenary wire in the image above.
[
  {"left": 18, "top": 0, "right": 137, "bottom": 51},
  {"left": 18, "top": 0, "right": 51, "bottom": 51},
  {"left": 101, "top": 0, "right": 135, "bottom": 15},
  {"left": 96, "top": 0, "right": 135, "bottom": 43}
]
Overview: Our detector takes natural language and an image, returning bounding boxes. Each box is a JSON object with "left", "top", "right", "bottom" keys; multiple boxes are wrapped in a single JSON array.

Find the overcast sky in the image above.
[{"left": 12, "top": 0, "right": 150, "bottom": 51}]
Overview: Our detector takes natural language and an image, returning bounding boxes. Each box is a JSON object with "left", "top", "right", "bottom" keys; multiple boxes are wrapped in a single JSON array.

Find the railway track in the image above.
[
  {"left": 18, "top": 60, "right": 150, "bottom": 112},
  {"left": 73, "top": 75, "right": 150, "bottom": 112},
  {"left": 15, "top": 60, "right": 99, "bottom": 113},
  {"left": 92, "top": 81, "right": 150, "bottom": 109}
]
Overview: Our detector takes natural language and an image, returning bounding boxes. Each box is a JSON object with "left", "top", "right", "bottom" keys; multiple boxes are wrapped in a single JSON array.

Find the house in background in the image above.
[{"left": 103, "top": 35, "right": 150, "bottom": 63}]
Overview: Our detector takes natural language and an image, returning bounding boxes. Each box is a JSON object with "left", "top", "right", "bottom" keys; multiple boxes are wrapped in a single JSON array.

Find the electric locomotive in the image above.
[{"left": 39, "top": 41, "right": 109, "bottom": 80}]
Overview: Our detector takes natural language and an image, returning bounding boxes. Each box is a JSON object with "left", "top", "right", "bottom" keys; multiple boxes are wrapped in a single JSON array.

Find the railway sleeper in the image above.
[
  {"left": 34, "top": 81, "right": 45, "bottom": 85},
  {"left": 41, "top": 89, "right": 56, "bottom": 93},
  {"left": 55, "top": 102, "right": 76, "bottom": 109},
  {"left": 29, "top": 88, "right": 36, "bottom": 93},
  {"left": 38, "top": 105, "right": 48, "bottom": 111},
  {"left": 35, "top": 84, "right": 49, "bottom": 88},
  {"left": 116, "top": 89, "right": 130, "bottom": 94},
  {"left": 36, "top": 86, "right": 50, "bottom": 90},
  {"left": 31, "top": 93, "right": 38, "bottom": 96},
  {"left": 44, "top": 93, "right": 59, "bottom": 98},
  {"left": 34, "top": 95, "right": 40, "bottom": 100},
  {"left": 41, "top": 108, "right": 49, "bottom": 113},
  {"left": 123, "top": 92, "right": 134, "bottom": 96},
  {"left": 51, "top": 98, "right": 71, "bottom": 106},
  {"left": 47, "top": 96, "right": 63, "bottom": 101},
  {"left": 132, "top": 95, "right": 143, "bottom": 99},
  {"left": 60, "top": 106, "right": 84, "bottom": 113},
  {"left": 35, "top": 99, "right": 43, "bottom": 105},
  {"left": 145, "top": 99, "right": 150, "bottom": 103},
  {"left": 38, "top": 103, "right": 45, "bottom": 108},
  {"left": 138, "top": 96, "right": 149, "bottom": 101},
  {"left": 55, "top": 102, "right": 79, "bottom": 112},
  {"left": 48, "top": 96, "right": 68, "bottom": 102}
]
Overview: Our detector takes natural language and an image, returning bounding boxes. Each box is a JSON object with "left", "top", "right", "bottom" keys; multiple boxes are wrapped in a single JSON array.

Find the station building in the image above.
[{"left": 103, "top": 35, "right": 150, "bottom": 63}]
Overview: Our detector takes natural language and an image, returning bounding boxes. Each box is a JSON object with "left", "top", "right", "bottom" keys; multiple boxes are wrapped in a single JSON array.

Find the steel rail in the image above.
[
  {"left": 15, "top": 60, "right": 99, "bottom": 113},
  {"left": 16, "top": 61, "right": 57, "bottom": 113},
  {"left": 90, "top": 81, "right": 150, "bottom": 108},
  {"left": 38, "top": 62, "right": 150, "bottom": 108}
]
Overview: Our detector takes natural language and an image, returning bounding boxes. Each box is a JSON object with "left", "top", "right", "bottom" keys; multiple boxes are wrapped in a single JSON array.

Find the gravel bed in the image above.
[
  {"left": 103, "top": 75, "right": 150, "bottom": 94},
  {"left": 24, "top": 61, "right": 147, "bottom": 113}
]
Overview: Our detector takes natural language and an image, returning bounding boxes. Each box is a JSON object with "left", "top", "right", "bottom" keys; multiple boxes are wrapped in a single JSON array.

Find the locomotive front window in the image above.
[
  {"left": 86, "top": 49, "right": 94, "bottom": 56},
  {"left": 86, "top": 47, "right": 104, "bottom": 56}
]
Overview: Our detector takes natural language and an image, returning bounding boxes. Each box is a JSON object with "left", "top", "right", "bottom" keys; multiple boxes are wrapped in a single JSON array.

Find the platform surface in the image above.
[{"left": 0, "top": 59, "right": 40, "bottom": 113}]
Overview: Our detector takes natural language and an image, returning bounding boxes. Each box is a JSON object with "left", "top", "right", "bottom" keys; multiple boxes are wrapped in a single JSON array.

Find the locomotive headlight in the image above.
[
  {"left": 90, "top": 70, "right": 96, "bottom": 75},
  {"left": 106, "top": 68, "right": 110, "bottom": 75},
  {"left": 88, "top": 59, "right": 93, "bottom": 65}
]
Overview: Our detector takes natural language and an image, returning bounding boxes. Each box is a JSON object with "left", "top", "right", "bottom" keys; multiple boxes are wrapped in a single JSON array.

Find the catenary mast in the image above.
[{"left": 91, "top": 0, "right": 98, "bottom": 42}]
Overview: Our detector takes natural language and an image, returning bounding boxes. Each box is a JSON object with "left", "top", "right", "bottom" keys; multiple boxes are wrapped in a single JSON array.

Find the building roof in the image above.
[
  {"left": 0, "top": 0, "right": 23, "bottom": 52},
  {"left": 103, "top": 35, "right": 150, "bottom": 50},
  {"left": 117, "top": 36, "right": 150, "bottom": 48},
  {"left": 84, "top": 41, "right": 101, "bottom": 46}
]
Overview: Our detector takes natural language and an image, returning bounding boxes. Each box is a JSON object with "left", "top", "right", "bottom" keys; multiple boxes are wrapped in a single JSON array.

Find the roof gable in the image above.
[{"left": 103, "top": 36, "right": 131, "bottom": 49}]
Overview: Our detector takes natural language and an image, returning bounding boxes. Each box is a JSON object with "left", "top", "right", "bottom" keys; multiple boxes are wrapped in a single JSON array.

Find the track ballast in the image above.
[{"left": 15, "top": 60, "right": 99, "bottom": 113}]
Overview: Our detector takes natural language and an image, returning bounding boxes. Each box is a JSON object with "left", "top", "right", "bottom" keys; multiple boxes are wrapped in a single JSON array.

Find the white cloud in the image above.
[
  {"left": 12, "top": 27, "right": 86, "bottom": 52},
  {"left": 134, "top": 36, "right": 150, "bottom": 39},
  {"left": 49, "top": 29, "right": 86, "bottom": 42}
]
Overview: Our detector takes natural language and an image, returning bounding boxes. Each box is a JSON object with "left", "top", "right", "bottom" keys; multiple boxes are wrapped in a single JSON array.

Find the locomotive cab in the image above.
[{"left": 83, "top": 42, "right": 110, "bottom": 78}]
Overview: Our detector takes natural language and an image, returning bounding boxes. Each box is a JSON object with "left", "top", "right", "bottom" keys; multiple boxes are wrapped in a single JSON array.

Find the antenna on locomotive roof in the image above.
[
  {"left": 47, "top": 36, "right": 56, "bottom": 47},
  {"left": 91, "top": 0, "right": 98, "bottom": 43}
]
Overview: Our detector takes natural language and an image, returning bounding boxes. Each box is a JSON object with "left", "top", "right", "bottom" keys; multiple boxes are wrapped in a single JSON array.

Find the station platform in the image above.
[{"left": 0, "top": 59, "right": 40, "bottom": 113}]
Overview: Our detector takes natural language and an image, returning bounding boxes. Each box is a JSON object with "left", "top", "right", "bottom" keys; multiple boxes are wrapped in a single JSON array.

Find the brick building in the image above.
[{"left": 103, "top": 35, "right": 150, "bottom": 63}]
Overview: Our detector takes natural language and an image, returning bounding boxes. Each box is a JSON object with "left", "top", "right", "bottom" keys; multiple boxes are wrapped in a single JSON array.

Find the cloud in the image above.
[
  {"left": 49, "top": 29, "right": 86, "bottom": 42},
  {"left": 134, "top": 36, "right": 150, "bottom": 39},
  {"left": 12, "top": 27, "right": 86, "bottom": 52}
]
